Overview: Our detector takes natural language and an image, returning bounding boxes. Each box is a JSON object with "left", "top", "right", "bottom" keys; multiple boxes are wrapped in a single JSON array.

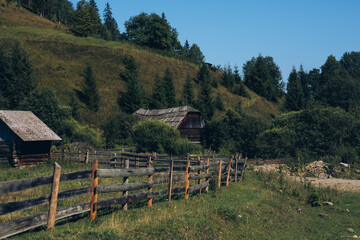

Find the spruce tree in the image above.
[
  {"left": 118, "top": 56, "right": 145, "bottom": 113},
  {"left": 72, "top": 0, "right": 102, "bottom": 37},
  {"left": 0, "top": 39, "right": 35, "bottom": 109},
  {"left": 214, "top": 92, "right": 225, "bottom": 111},
  {"left": 196, "top": 65, "right": 214, "bottom": 119},
  {"left": 163, "top": 68, "right": 177, "bottom": 107},
  {"left": 182, "top": 74, "right": 195, "bottom": 106},
  {"left": 284, "top": 67, "right": 304, "bottom": 111},
  {"left": 150, "top": 75, "right": 167, "bottom": 109},
  {"left": 298, "top": 65, "right": 310, "bottom": 103},
  {"left": 81, "top": 65, "right": 100, "bottom": 112},
  {"left": 70, "top": 93, "right": 82, "bottom": 122},
  {"left": 103, "top": 2, "right": 120, "bottom": 40}
]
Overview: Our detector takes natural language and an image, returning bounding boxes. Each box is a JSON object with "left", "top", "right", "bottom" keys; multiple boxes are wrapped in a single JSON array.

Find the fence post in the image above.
[
  {"left": 136, "top": 157, "right": 139, "bottom": 168},
  {"left": 85, "top": 149, "right": 89, "bottom": 164},
  {"left": 47, "top": 162, "right": 61, "bottom": 230},
  {"left": 198, "top": 156, "right": 202, "bottom": 194},
  {"left": 205, "top": 157, "right": 210, "bottom": 193},
  {"left": 148, "top": 157, "right": 153, "bottom": 207},
  {"left": 123, "top": 158, "right": 129, "bottom": 211},
  {"left": 90, "top": 159, "right": 98, "bottom": 221},
  {"left": 234, "top": 153, "right": 239, "bottom": 182},
  {"left": 168, "top": 158, "right": 174, "bottom": 201},
  {"left": 226, "top": 156, "right": 233, "bottom": 187},
  {"left": 185, "top": 155, "right": 190, "bottom": 199},
  {"left": 218, "top": 160, "right": 222, "bottom": 188}
]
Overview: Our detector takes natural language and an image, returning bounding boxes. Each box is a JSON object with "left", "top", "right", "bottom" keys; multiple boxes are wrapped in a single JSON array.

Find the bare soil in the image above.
[{"left": 290, "top": 176, "right": 360, "bottom": 193}]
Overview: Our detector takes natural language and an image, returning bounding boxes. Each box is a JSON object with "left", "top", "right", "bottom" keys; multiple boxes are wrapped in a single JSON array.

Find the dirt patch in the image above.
[
  {"left": 289, "top": 176, "right": 360, "bottom": 193},
  {"left": 253, "top": 162, "right": 360, "bottom": 192}
]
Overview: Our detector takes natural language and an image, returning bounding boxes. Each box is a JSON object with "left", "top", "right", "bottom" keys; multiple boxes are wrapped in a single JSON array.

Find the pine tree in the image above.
[
  {"left": 196, "top": 65, "right": 214, "bottom": 119},
  {"left": 150, "top": 75, "right": 167, "bottom": 109},
  {"left": 163, "top": 68, "right": 177, "bottom": 107},
  {"left": 214, "top": 92, "right": 225, "bottom": 111},
  {"left": 182, "top": 74, "right": 195, "bottom": 106},
  {"left": 118, "top": 56, "right": 145, "bottom": 113},
  {"left": 70, "top": 93, "right": 82, "bottom": 122},
  {"left": 103, "top": 2, "right": 120, "bottom": 40},
  {"left": 81, "top": 65, "right": 100, "bottom": 111},
  {"left": 0, "top": 39, "right": 35, "bottom": 109},
  {"left": 89, "top": 0, "right": 99, "bottom": 13},
  {"left": 298, "top": 65, "right": 310, "bottom": 102},
  {"left": 72, "top": 0, "right": 102, "bottom": 37},
  {"left": 234, "top": 65, "right": 242, "bottom": 84},
  {"left": 284, "top": 67, "right": 304, "bottom": 111},
  {"left": 222, "top": 64, "right": 235, "bottom": 90}
]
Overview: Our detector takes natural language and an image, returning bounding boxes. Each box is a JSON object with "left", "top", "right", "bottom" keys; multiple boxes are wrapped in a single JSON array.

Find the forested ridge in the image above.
[{"left": 1, "top": 0, "right": 360, "bottom": 165}]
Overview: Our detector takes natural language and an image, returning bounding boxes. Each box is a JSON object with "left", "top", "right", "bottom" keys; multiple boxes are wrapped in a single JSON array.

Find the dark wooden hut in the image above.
[
  {"left": 0, "top": 110, "right": 61, "bottom": 167},
  {"left": 134, "top": 106, "right": 205, "bottom": 143}
]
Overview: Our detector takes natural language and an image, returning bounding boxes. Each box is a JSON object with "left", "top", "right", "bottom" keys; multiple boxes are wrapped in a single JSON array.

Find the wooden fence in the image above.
[{"left": 0, "top": 152, "right": 247, "bottom": 239}]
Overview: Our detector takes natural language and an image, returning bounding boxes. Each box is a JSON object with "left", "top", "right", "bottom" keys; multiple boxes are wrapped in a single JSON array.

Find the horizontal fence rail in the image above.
[{"left": 0, "top": 152, "right": 247, "bottom": 239}]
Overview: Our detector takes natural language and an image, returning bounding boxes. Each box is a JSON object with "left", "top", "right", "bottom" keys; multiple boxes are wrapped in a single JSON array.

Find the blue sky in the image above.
[{"left": 70, "top": 0, "right": 360, "bottom": 82}]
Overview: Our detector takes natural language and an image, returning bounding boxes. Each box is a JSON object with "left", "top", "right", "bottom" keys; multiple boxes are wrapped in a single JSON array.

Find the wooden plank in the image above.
[
  {"left": 0, "top": 187, "right": 91, "bottom": 216},
  {"left": 97, "top": 168, "right": 155, "bottom": 178},
  {"left": 0, "top": 203, "right": 90, "bottom": 240},
  {"left": 123, "top": 158, "right": 129, "bottom": 211},
  {"left": 168, "top": 159, "right": 174, "bottom": 202},
  {"left": 0, "top": 196, "right": 48, "bottom": 216},
  {"left": 205, "top": 157, "right": 210, "bottom": 193},
  {"left": 189, "top": 172, "right": 213, "bottom": 181},
  {"left": 189, "top": 164, "right": 211, "bottom": 172},
  {"left": 148, "top": 157, "right": 153, "bottom": 207},
  {"left": 185, "top": 158, "right": 190, "bottom": 200},
  {"left": 234, "top": 154, "right": 239, "bottom": 182},
  {"left": 60, "top": 170, "right": 92, "bottom": 182},
  {"left": 0, "top": 175, "right": 52, "bottom": 194},
  {"left": 90, "top": 160, "right": 98, "bottom": 221},
  {"left": 47, "top": 162, "right": 61, "bottom": 230},
  {"left": 198, "top": 156, "right": 202, "bottom": 195},
  {"left": 240, "top": 157, "right": 247, "bottom": 181},
  {"left": 226, "top": 157, "right": 233, "bottom": 187},
  {"left": 188, "top": 181, "right": 209, "bottom": 193},
  {"left": 218, "top": 160, "right": 222, "bottom": 188}
]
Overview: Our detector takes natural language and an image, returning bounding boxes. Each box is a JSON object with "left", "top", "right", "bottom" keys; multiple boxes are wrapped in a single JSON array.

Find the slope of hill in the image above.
[{"left": 0, "top": 2, "right": 279, "bottom": 127}]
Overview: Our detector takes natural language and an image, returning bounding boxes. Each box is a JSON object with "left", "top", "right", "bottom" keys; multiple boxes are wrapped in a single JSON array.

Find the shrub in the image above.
[{"left": 132, "top": 120, "right": 179, "bottom": 154}]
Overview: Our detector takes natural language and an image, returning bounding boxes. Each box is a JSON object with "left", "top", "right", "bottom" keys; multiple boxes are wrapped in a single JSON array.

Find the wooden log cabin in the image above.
[
  {"left": 0, "top": 110, "right": 61, "bottom": 167},
  {"left": 133, "top": 106, "right": 205, "bottom": 143}
]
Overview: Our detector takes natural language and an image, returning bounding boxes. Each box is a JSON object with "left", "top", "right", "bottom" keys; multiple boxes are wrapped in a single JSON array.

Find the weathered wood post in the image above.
[
  {"left": 123, "top": 158, "right": 129, "bottom": 211},
  {"left": 205, "top": 157, "right": 210, "bottom": 193},
  {"left": 218, "top": 160, "right": 222, "bottom": 188},
  {"left": 226, "top": 156, "right": 233, "bottom": 187},
  {"left": 168, "top": 158, "right": 174, "bottom": 201},
  {"left": 85, "top": 149, "right": 89, "bottom": 164},
  {"left": 78, "top": 150, "right": 81, "bottom": 162},
  {"left": 185, "top": 154, "right": 190, "bottom": 199},
  {"left": 135, "top": 157, "right": 139, "bottom": 168},
  {"left": 234, "top": 153, "right": 239, "bottom": 182},
  {"left": 148, "top": 156, "right": 153, "bottom": 207},
  {"left": 198, "top": 156, "right": 202, "bottom": 194},
  {"left": 47, "top": 162, "right": 61, "bottom": 230},
  {"left": 90, "top": 159, "right": 98, "bottom": 221}
]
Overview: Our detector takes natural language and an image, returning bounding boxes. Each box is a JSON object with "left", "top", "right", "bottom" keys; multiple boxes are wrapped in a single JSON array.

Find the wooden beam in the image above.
[
  {"left": 47, "top": 162, "right": 61, "bottom": 230},
  {"left": 97, "top": 168, "right": 155, "bottom": 178},
  {"left": 90, "top": 160, "right": 98, "bottom": 221},
  {"left": 168, "top": 158, "right": 174, "bottom": 202},
  {"left": 218, "top": 160, "right": 222, "bottom": 188},
  {"left": 148, "top": 157, "right": 153, "bottom": 207},
  {"left": 123, "top": 158, "right": 129, "bottom": 211},
  {"left": 226, "top": 157, "right": 233, "bottom": 187},
  {"left": 185, "top": 157, "right": 190, "bottom": 200},
  {"left": 205, "top": 157, "right": 210, "bottom": 193}
]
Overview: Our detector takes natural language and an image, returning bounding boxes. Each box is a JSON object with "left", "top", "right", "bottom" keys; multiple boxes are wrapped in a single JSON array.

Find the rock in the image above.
[
  {"left": 340, "top": 162, "right": 350, "bottom": 168},
  {"left": 323, "top": 201, "right": 333, "bottom": 206},
  {"left": 279, "top": 190, "right": 283, "bottom": 193},
  {"left": 347, "top": 228, "right": 355, "bottom": 233},
  {"left": 352, "top": 235, "right": 358, "bottom": 239},
  {"left": 346, "top": 209, "right": 350, "bottom": 212},
  {"left": 297, "top": 208, "right": 302, "bottom": 214},
  {"left": 319, "top": 213, "right": 329, "bottom": 219}
]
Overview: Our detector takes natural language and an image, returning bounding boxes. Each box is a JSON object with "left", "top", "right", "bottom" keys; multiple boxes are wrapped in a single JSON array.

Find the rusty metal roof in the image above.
[
  {"left": 0, "top": 110, "right": 62, "bottom": 141},
  {"left": 133, "top": 106, "right": 201, "bottom": 129}
]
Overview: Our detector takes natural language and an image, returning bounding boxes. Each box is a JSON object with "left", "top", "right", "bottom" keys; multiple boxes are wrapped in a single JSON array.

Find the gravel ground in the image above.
[{"left": 290, "top": 176, "right": 360, "bottom": 193}]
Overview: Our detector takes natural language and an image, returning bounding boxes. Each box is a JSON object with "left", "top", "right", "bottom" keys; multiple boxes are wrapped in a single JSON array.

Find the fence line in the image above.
[{"left": 0, "top": 152, "right": 247, "bottom": 239}]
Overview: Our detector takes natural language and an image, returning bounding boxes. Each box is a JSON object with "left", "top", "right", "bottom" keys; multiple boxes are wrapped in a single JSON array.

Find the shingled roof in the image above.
[
  {"left": 133, "top": 106, "right": 202, "bottom": 129},
  {"left": 0, "top": 110, "right": 62, "bottom": 141}
]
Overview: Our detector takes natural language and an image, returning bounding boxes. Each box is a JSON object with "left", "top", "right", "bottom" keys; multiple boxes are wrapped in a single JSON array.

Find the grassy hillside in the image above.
[{"left": 0, "top": 1, "right": 279, "bottom": 127}]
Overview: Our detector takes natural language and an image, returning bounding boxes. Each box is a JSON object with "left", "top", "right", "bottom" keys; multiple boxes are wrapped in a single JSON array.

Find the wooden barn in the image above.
[
  {"left": 0, "top": 110, "right": 61, "bottom": 167},
  {"left": 133, "top": 106, "right": 205, "bottom": 143}
]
